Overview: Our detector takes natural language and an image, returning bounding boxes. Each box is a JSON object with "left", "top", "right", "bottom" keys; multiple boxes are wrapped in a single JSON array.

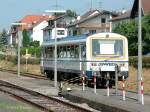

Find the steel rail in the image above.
[
  {"left": 0, "top": 80, "right": 93, "bottom": 112},
  {"left": 0, "top": 68, "right": 47, "bottom": 80}
]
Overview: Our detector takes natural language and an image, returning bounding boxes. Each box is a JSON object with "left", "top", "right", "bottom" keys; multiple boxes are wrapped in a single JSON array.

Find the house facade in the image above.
[
  {"left": 110, "top": 10, "right": 131, "bottom": 29},
  {"left": 43, "top": 14, "right": 75, "bottom": 42},
  {"left": 67, "top": 10, "right": 117, "bottom": 36},
  {"left": 32, "top": 20, "right": 49, "bottom": 45}
]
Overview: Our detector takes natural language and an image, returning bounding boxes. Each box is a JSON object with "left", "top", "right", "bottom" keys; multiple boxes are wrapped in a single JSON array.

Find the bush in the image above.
[
  {"left": 20, "top": 57, "right": 40, "bottom": 64},
  {"left": 20, "top": 47, "right": 41, "bottom": 58},
  {"left": 0, "top": 54, "right": 40, "bottom": 65},
  {"left": 30, "top": 41, "right": 40, "bottom": 47},
  {"left": 129, "top": 56, "right": 150, "bottom": 68},
  {"left": 0, "top": 54, "right": 7, "bottom": 60},
  {"left": 6, "top": 55, "right": 17, "bottom": 64},
  {"left": 20, "top": 47, "right": 26, "bottom": 56}
]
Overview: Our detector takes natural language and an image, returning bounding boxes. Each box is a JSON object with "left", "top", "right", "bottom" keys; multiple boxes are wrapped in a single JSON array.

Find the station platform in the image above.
[
  {"left": 61, "top": 83, "right": 150, "bottom": 112},
  {"left": 0, "top": 71, "right": 150, "bottom": 112}
]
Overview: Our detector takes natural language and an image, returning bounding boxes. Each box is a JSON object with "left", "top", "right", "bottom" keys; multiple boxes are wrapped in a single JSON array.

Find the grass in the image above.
[
  {"left": 0, "top": 60, "right": 41, "bottom": 75},
  {"left": 123, "top": 66, "right": 150, "bottom": 93},
  {"left": 0, "top": 101, "right": 41, "bottom": 112}
]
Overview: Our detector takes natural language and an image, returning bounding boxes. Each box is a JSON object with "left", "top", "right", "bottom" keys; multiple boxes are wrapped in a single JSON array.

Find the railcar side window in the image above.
[
  {"left": 58, "top": 46, "right": 63, "bottom": 58},
  {"left": 92, "top": 39, "right": 123, "bottom": 56},
  {"left": 67, "top": 46, "right": 71, "bottom": 58},
  {"left": 44, "top": 47, "right": 54, "bottom": 58},
  {"left": 70, "top": 46, "right": 75, "bottom": 58},
  {"left": 74, "top": 45, "right": 79, "bottom": 58},
  {"left": 57, "top": 45, "right": 79, "bottom": 58},
  {"left": 81, "top": 44, "right": 86, "bottom": 58}
]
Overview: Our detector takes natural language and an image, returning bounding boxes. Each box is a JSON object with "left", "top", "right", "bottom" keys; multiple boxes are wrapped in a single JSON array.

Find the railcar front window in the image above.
[{"left": 92, "top": 39, "right": 123, "bottom": 56}]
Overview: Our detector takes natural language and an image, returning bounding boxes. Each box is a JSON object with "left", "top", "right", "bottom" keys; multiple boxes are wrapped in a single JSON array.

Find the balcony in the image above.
[{"left": 78, "top": 23, "right": 110, "bottom": 29}]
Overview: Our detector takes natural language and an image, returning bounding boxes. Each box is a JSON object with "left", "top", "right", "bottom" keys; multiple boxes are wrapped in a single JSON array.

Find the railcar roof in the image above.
[
  {"left": 41, "top": 33, "right": 127, "bottom": 46},
  {"left": 42, "top": 34, "right": 87, "bottom": 46}
]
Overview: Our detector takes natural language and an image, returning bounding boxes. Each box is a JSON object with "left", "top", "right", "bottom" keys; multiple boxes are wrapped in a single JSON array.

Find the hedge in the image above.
[
  {"left": 1, "top": 54, "right": 150, "bottom": 67},
  {"left": 129, "top": 56, "right": 150, "bottom": 68}
]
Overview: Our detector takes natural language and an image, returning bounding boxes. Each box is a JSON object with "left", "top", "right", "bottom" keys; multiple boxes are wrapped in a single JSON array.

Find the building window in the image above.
[
  {"left": 49, "top": 30, "right": 52, "bottom": 36},
  {"left": 101, "top": 18, "right": 106, "bottom": 23},
  {"left": 73, "top": 30, "right": 77, "bottom": 36},
  {"left": 57, "top": 30, "right": 65, "bottom": 35},
  {"left": 68, "top": 30, "right": 71, "bottom": 36}
]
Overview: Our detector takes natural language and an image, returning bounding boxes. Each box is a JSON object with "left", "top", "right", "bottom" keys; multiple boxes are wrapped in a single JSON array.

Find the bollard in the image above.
[
  {"left": 94, "top": 72, "right": 96, "bottom": 93},
  {"left": 122, "top": 76, "right": 126, "bottom": 101},
  {"left": 115, "top": 65, "right": 118, "bottom": 96},
  {"left": 106, "top": 72, "right": 110, "bottom": 97},
  {"left": 82, "top": 71, "right": 85, "bottom": 91},
  {"left": 141, "top": 78, "right": 144, "bottom": 105},
  {"left": 59, "top": 81, "right": 63, "bottom": 93}
]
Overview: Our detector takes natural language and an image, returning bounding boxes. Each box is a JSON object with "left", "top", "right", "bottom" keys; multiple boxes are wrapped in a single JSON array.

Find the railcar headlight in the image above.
[{"left": 120, "top": 63, "right": 125, "bottom": 67}]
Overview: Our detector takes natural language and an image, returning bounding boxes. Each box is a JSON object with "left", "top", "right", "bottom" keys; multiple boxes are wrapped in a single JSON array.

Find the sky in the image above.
[{"left": 0, "top": 0, "right": 134, "bottom": 31}]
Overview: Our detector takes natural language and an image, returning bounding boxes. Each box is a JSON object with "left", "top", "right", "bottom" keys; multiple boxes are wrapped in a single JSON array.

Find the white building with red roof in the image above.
[{"left": 10, "top": 15, "right": 54, "bottom": 45}]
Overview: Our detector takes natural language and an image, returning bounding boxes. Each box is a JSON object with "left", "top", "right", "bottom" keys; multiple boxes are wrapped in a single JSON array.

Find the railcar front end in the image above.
[{"left": 86, "top": 33, "right": 128, "bottom": 86}]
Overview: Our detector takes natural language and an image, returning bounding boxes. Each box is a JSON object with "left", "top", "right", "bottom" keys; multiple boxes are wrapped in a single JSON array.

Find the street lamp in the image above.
[
  {"left": 11, "top": 22, "right": 26, "bottom": 77},
  {"left": 45, "top": 10, "right": 66, "bottom": 88}
]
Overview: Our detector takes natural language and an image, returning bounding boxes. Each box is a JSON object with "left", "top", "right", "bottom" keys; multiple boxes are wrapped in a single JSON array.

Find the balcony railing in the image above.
[{"left": 79, "top": 23, "right": 110, "bottom": 28}]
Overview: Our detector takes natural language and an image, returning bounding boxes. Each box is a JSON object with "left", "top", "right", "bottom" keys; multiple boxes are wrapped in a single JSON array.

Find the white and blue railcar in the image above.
[{"left": 41, "top": 33, "right": 128, "bottom": 86}]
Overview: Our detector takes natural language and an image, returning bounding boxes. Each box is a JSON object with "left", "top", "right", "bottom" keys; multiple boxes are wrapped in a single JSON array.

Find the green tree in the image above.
[
  {"left": 142, "top": 13, "right": 150, "bottom": 54},
  {"left": 66, "top": 9, "right": 77, "bottom": 17},
  {"left": 53, "top": 9, "right": 77, "bottom": 17},
  {"left": 0, "top": 29, "right": 8, "bottom": 45},
  {"left": 30, "top": 41, "right": 40, "bottom": 47},
  {"left": 113, "top": 20, "right": 138, "bottom": 56},
  {"left": 113, "top": 12, "right": 150, "bottom": 56},
  {"left": 22, "top": 29, "right": 30, "bottom": 47}
]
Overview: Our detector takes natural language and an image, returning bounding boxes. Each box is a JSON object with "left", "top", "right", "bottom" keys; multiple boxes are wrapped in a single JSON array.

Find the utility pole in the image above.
[
  {"left": 98, "top": 0, "right": 102, "bottom": 10},
  {"left": 45, "top": 0, "right": 66, "bottom": 88},
  {"left": 56, "top": 0, "right": 58, "bottom": 10},
  {"left": 90, "top": 0, "right": 93, "bottom": 10},
  {"left": 11, "top": 22, "right": 26, "bottom": 77},
  {"left": 17, "top": 30, "right": 22, "bottom": 77},
  {"left": 138, "top": 0, "right": 143, "bottom": 103},
  {"left": 54, "top": 20, "right": 57, "bottom": 88}
]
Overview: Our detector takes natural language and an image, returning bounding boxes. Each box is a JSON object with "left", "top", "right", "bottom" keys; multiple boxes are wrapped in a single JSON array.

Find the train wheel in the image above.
[
  {"left": 101, "top": 79, "right": 106, "bottom": 88},
  {"left": 49, "top": 71, "right": 54, "bottom": 80},
  {"left": 44, "top": 71, "right": 49, "bottom": 78}
]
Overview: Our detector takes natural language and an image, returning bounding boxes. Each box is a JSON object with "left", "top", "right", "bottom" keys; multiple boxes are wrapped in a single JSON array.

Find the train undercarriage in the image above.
[{"left": 41, "top": 67, "right": 126, "bottom": 87}]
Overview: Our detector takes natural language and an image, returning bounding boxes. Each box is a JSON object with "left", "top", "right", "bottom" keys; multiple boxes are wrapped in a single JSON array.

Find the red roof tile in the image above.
[
  {"left": 20, "top": 15, "right": 54, "bottom": 30},
  {"left": 142, "top": 0, "right": 150, "bottom": 15}
]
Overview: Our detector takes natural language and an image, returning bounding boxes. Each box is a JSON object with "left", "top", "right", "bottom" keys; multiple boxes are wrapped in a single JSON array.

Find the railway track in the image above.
[
  {"left": 0, "top": 68, "right": 47, "bottom": 80},
  {"left": 0, "top": 80, "right": 94, "bottom": 112}
]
